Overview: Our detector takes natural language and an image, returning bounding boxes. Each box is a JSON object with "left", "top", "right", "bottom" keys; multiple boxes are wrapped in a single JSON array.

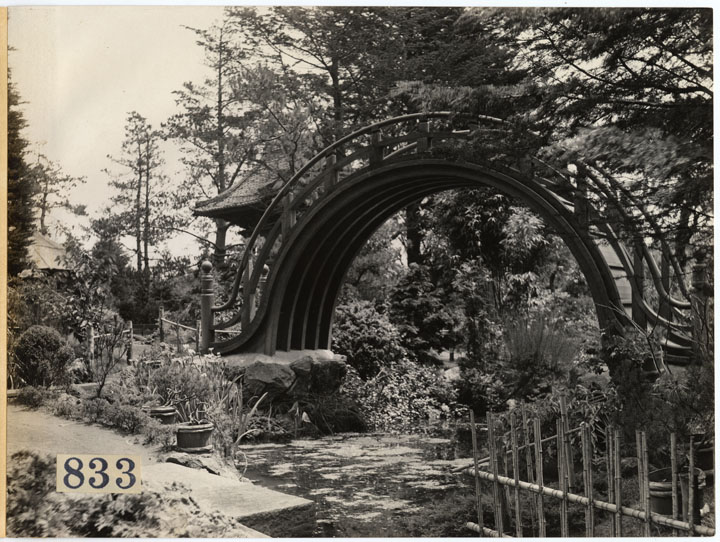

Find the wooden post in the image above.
[
  {"left": 510, "top": 413, "right": 523, "bottom": 537},
  {"left": 641, "top": 431, "right": 651, "bottom": 537},
  {"left": 175, "top": 322, "right": 182, "bottom": 352},
  {"left": 199, "top": 260, "right": 215, "bottom": 354},
  {"left": 127, "top": 320, "right": 133, "bottom": 363},
  {"left": 557, "top": 418, "right": 569, "bottom": 537},
  {"left": 671, "top": 433, "right": 679, "bottom": 536},
  {"left": 613, "top": 429, "right": 623, "bottom": 536},
  {"left": 488, "top": 412, "right": 504, "bottom": 535},
  {"left": 582, "top": 425, "right": 595, "bottom": 537},
  {"left": 606, "top": 428, "right": 616, "bottom": 537},
  {"left": 636, "top": 431, "right": 645, "bottom": 528},
  {"left": 521, "top": 405, "right": 537, "bottom": 535},
  {"left": 559, "top": 394, "right": 575, "bottom": 492},
  {"left": 158, "top": 305, "right": 165, "bottom": 343},
  {"left": 688, "top": 436, "right": 695, "bottom": 533},
  {"left": 533, "top": 418, "right": 546, "bottom": 538},
  {"left": 469, "top": 411, "right": 484, "bottom": 534}
]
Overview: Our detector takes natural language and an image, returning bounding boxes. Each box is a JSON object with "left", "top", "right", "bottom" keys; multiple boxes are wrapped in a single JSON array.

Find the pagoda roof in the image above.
[{"left": 193, "top": 176, "right": 283, "bottom": 232}]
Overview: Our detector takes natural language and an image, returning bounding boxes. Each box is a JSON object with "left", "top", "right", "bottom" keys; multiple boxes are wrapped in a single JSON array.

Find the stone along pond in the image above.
[{"left": 239, "top": 431, "right": 480, "bottom": 537}]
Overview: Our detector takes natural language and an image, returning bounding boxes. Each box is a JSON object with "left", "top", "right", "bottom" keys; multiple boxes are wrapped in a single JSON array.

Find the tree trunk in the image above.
[
  {"left": 405, "top": 202, "right": 424, "bottom": 265},
  {"left": 213, "top": 219, "right": 230, "bottom": 266},
  {"left": 143, "top": 139, "right": 151, "bottom": 278},
  {"left": 135, "top": 143, "right": 143, "bottom": 274}
]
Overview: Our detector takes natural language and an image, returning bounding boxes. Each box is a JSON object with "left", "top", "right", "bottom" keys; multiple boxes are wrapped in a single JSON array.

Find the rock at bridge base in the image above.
[{"left": 223, "top": 349, "right": 348, "bottom": 401}]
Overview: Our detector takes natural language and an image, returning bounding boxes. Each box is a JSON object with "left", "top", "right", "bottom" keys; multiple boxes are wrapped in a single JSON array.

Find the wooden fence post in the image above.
[
  {"left": 158, "top": 305, "right": 165, "bottom": 343},
  {"left": 199, "top": 260, "right": 215, "bottom": 354},
  {"left": 533, "top": 418, "right": 546, "bottom": 537}
]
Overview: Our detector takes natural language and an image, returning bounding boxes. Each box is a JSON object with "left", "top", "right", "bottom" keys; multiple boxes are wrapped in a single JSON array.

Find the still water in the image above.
[{"left": 239, "top": 431, "right": 479, "bottom": 537}]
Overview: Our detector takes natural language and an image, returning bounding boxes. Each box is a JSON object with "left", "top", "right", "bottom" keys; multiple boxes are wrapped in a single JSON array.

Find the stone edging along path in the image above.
[{"left": 6, "top": 403, "right": 315, "bottom": 537}]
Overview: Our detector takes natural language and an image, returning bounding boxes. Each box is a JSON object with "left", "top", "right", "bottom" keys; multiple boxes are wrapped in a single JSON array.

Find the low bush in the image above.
[
  {"left": 6, "top": 450, "right": 262, "bottom": 537},
  {"left": 15, "top": 386, "right": 56, "bottom": 408},
  {"left": 12, "top": 325, "right": 73, "bottom": 387}
]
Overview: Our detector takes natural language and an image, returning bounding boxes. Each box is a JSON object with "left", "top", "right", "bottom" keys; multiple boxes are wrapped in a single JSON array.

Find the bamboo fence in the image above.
[{"left": 464, "top": 403, "right": 713, "bottom": 538}]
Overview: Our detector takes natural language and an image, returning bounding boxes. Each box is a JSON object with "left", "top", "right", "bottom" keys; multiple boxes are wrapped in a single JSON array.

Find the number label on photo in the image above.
[{"left": 56, "top": 454, "right": 141, "bottom": 493}]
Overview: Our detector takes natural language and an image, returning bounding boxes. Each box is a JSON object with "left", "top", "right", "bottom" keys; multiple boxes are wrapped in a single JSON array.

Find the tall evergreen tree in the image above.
[{"left": 7, "top": 77, "right": 35, "bottom": 276}]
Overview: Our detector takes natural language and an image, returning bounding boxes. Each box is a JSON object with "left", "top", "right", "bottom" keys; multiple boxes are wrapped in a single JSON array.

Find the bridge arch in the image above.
[
  {"left": 197, "top": 113, "right": 691, "bottom": 366},
  {"left": 221, "top": 159, "right": 621, "bottom": 355}
]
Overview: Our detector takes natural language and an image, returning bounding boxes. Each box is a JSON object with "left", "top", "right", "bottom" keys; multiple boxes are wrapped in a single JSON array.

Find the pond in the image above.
[{"left": 239, "top": 430, "right": 482, "bottom": 537}]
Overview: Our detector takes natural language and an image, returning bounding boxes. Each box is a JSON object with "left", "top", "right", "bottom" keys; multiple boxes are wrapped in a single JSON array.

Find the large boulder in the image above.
[{"left": 244, "top": 361, "right": 296, "bottom": 399}]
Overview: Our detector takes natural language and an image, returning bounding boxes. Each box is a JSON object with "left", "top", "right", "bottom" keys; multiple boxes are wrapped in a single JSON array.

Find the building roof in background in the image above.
[
  {"left": 27, "top": 231, "right": 69, "bottom": 271},
  {"left": 194, "top": 176, "right": 283, "bottom": 231}
]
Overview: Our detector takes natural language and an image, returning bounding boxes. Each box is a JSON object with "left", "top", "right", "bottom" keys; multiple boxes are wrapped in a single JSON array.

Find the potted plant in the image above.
[{"left": 175, "top": 395, "right": 214, "bottom": 453}]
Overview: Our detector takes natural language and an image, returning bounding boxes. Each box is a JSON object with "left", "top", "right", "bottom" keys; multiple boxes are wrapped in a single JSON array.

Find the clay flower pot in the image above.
[
  {"left": 144, "top": 405, "right": 177, "bottom": 425},
  {"left": 176, "top": 422, "right": 214, "bottom": 453}
]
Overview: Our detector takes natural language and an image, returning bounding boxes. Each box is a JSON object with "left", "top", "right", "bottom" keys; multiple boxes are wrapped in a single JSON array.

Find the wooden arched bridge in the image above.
[{"left": 195, "top": 112, "right": 696, "bottom": 372}]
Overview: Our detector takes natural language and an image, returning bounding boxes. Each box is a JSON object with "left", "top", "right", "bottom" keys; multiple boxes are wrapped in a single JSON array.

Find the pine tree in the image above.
[{"left": 7, "top": 77, "right": 35, "bottom": 275}]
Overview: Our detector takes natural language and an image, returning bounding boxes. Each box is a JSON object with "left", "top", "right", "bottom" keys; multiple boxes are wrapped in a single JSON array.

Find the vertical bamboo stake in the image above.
[
  {"left": 510, "top": 413, "right": 523, "bottom": 537},
  {"left": 488, "top": 412, "right": 504, "bottom": 535},
  {"left": 688, "top": 436, "right": 695, "bottom": 534},
  {"left": 613, "top": 429, "right": 623, "bottom": 536},
  {"left": 635, "top": 431, "right": 645, "bottom": 531},
  {"left": 521, "top": 404, "right": 537, "bottom": 536},
  {"left": 533, "top": 418, "right": 546, "bottom": 537},
  {"left": 469, "top": 411, "right": 484, "bottom": 535},
  {"left": 557, "top": 418, "right": 568, "bottom": 537},
  {"left": 581, "top": 425, "right": 594, "bottom": 537},
  {"left": 671, "top": 432, "right": 679, "bottom": 536},
  {"left": 501, "top": 444, "right": 512, "bottom": 530},
  {"left": 605, "top": 428, "right": 616, "bottom": 537},
  {"left": 559, "top": 394, "right": 575, "bottom": 492},
  {"left": 641, "top": 432, "right": 651, "bottom": 537}
]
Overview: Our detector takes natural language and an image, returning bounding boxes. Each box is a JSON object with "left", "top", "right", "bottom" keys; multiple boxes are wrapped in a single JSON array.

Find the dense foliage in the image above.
[
  {"left": 7, "top": 450, "right": 259, "bottom": 537},
  {"left": 11, "top": 326, "right": 73, "bottom": 388}
]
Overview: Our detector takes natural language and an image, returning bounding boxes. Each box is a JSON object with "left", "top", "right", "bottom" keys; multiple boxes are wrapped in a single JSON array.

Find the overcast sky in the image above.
[{"left": 9, "top": 6, "right": 228, "bottom": 252}]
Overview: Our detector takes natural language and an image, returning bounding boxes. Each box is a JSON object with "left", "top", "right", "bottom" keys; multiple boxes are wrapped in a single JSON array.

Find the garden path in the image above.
[
  {"left": 6, "top": 403, "right": 312, "bottom": 537},
  {"left": 7, "top": 404, "right": 161, "bottom": 462}
]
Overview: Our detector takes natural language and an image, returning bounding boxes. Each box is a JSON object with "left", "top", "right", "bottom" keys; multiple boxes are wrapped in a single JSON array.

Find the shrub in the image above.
[
  {"left": 15, "top": 386, "right": 51, "bottom": 408},
  {"left": 502, "top": 316, "right": 580, "bottom": 400},
  {"left": 12, "top": 325, "right": 73, "bottom": 387},
  {"left": 342, "top": 360, "right": 460, "bottom": 432},
  {"left": 455, "top": 366, "right": 508, "bottom": 416},
  {"left": 6, "top": 450, "right": 264, "bottom": 537},
  {"left": 148, "top": 358, "right": 212, "bottom": 410},
  {"left": 332, "top": 300, "right": 407, "bottom": 379}
]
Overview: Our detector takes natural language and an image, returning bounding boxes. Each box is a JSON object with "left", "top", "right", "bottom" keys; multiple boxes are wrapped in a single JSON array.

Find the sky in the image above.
[{"left": 8, "top": 6, "right": 228, "bottom": 254}]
